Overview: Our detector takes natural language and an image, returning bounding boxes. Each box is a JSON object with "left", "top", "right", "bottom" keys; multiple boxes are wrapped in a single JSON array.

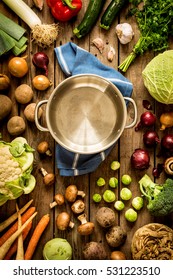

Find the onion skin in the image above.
[
  {"left": 131, "top": 148, "right": 150, "bottom": 170},
  {"left": 32, "top": 52, "right": 49, "bottom": 76}
]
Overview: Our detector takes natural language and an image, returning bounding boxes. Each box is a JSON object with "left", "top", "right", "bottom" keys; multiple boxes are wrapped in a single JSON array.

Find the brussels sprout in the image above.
[
  {"left": 43, "top": 238, "right": 72, "bottom": 260},
  {"left": 121, "top": 174, "right": 132, "bottom": 185},
  {"left": 120, "top": 188, "right": 132, "bottom": 200},
  {"left": 109, "top": 177, "right": 118, "bottom": 188},
  {"left": 92, "top": 193, "right": 102, "bottom": 203},
  {"left": 96, "top": 177, "right": 106, "bottom": 187},
  {"left": 114, "top": 200, "right": 125, "bottom": 211},
  {"left": 103, "top": 190, "right": 116, "bottom": 203},
  {"left": 110, "top": 161, "right": 120, "bottom": 170},
  {"left": 125, "top": 208, "right": 138, "bottom": 222},
  {"left": 132, "top": 196, "right": 144, "bottom": 210}
]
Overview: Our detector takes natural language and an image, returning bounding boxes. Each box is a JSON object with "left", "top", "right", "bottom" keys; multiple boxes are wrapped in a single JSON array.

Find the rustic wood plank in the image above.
[{"left": 0, "top": 0, "right": 173, "bottom": 260}]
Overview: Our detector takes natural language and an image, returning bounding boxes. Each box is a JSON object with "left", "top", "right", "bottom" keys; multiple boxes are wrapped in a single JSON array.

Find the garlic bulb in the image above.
[{"left": 115, "top": 23, "right": 134, "bottom": 44}]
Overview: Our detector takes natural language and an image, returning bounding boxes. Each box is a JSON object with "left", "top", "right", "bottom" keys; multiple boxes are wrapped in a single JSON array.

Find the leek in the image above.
[
  {"left": 13, "top": 36, "right": 28, "bottom": 49},
  {"left": 0, "top": 12, "right": 26, "bottom": 41},
  {"left": 0, "top": 29, "right": 27, "bottom": 57},
  {"left": 2, "top": 0, "right": 59, "bottom": 48},
  {"left": 12, "top": 44, "right": 27, "bottom": 56},
  {"left": 0, "top": 30, "right": 15, "bottom": 56}
]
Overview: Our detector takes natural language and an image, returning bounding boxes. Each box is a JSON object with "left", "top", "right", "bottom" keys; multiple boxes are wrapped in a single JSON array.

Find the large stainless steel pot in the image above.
[{"left": 35, "top": 74, "right": 137, "bottom": 154}]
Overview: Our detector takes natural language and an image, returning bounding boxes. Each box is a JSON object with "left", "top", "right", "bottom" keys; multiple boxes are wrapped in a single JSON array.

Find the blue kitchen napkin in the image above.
[{"left": 54, "top": 42, "right": 133, "bottom": 176}]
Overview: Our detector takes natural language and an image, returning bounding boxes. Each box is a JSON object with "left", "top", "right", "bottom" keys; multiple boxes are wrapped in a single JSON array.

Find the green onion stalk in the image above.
[{"left": 118, "top": 37, "right": 146, "bottom": 72}]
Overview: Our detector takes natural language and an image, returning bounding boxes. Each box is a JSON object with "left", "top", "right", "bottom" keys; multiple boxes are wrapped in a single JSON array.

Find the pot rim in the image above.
[{"left": 44, "top": 74, "right": 128, "bottom": 154}]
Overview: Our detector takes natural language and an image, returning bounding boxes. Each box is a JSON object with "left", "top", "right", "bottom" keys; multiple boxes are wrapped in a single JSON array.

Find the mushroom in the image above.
[
  {"left": 24, "top": 102, "right": 43, "bottom": 122},
  {"left": 56, "top": 212, "right": 74, "bottom": 230},
  {"left": 40, "top": 167, "right": 55, "bottom": 186},
  {"left": 106, "top": 225, "right": 127, "bottom": 248},
  {"left": 71, "top": 200, "right": 85, "bottom": 214},
  {"left": 164, "top": 157, "right": 173, "bottom": 175},
  {"left": 50, "top": 193, "right": 65, "bottom": 209},
  {"left": 65, "top": 185, "right": 85, "bottom": 203},
  {"left": 77, "top": 213, "right": 94, "bottom": 235},
  {"left": 37, "top": 141, "right": 52, "bottom": 156},
  {"left": 83, "top": 241, "right": 108, "bottom": 260},
  {"left": 7, "top": 116, "right": 26, "bottom": 136},
  {"left": 95, "top": 207, "right": 116, "bottom": 228}
]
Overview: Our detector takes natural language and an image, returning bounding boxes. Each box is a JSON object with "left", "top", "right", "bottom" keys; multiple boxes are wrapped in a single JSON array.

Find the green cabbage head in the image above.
[{"left": 142, "top": 50, "right": 173, "bottom": 104}]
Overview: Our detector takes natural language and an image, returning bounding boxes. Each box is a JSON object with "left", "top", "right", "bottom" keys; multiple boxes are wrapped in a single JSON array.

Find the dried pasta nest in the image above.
[{"left": 131, "top": 223, "right": 173, "bottom": 260}]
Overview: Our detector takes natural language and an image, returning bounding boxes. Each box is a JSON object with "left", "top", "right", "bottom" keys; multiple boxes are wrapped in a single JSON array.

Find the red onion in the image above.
[
  {"left": 152, "top": 164, "right": 163, "bottom": 178},
  {"left": 32, "top": 52, "right": 49, "bottom": 76},
  {"left": 135, "top": 111, "right": 156, "bottom": 131},
  {"left": 161, "top": 134, "right": 173, "bottom": 155},
  {"left": 143, "top": 130, "right": 160, "bottom": 147},
  {"left": 143, "top": 100, "right": 152, "bottom": 110},
  {"left": 131, "top": 148, "right": 150, "bottom": 170}
]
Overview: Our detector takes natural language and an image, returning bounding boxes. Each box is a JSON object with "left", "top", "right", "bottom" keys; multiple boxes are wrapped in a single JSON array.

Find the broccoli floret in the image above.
[{"left": 139, "top": 174, "right": 173, "bottom": 216}]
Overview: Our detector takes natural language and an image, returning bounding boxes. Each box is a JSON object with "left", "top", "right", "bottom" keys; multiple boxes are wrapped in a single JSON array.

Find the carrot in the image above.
[
  {"left": 16, "top": 204, "right": 24, "bottom": 260},
  {"left": 0, "top": 199, "right": 33, "bottom": 233},
  {"left": 4, "top": 221, "right": 32, "bottom": 260},
  {"left": 24, "top": 214, "right": 50, "bottom": 260},
  {"left": 0, "top": 212, "right": 37, "bottom": 260},
  {"left": 0, "top": 206, "right": 36, "bottom": 246}
]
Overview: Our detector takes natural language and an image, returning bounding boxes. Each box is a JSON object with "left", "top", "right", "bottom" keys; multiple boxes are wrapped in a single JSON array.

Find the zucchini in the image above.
[
  {"left": 73, "top": 0, "right": 105, "bottom": 38},
  {"left": 100, "top": 0, "right": 128, "bottom": 30}
]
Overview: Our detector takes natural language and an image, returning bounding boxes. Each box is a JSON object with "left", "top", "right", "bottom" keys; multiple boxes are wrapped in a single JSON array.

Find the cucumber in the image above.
[
  {"left": 100, "top": 0, "right": 128, "bottom": 30},
  {"left": 73, "top": 0, "right": 105, "bottom": 38}
]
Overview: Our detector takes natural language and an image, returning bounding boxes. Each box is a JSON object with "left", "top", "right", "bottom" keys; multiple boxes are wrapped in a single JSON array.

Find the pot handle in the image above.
[
  {"left": 35, "top": 100, "right": 49, "bottom": 132},
  {"left": 124, "top": 97, "right": 138, "bottom": 129}
]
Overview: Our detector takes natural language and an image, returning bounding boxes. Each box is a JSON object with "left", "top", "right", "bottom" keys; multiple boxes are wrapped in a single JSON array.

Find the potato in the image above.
[
  {"left": 96, "top": 207, "right": 116, "bottom": 228},
  {"left": 83, "top": 242, "right": 108, "bottom": 260},
  {"left": 14, "top": 84, "right": 33, "bottom": 104},
  {"left": 24, "top": 103, "right": 43, "bottom": 122},
  {"left": 106, "top": 225, "right": 127, "bottom": 247},
  {"left": 7, "top": 116, "right": 26, "bottom": 136},
  {"left": 0, "top": 95, "right": 12, "bottom": 121}
]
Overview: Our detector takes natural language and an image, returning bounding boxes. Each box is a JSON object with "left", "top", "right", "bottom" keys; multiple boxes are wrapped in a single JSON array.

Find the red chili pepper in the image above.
[{"left": 46, "top": 0, "right": 82, "bottom": 22}]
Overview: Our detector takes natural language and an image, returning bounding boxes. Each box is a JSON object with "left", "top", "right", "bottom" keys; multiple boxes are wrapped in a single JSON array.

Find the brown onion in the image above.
[
  {"left": 0, "top": 74, "right": 10, "bottom": 90},
  {"left": 32, "top": 75, "right": 52, "bottom": 90},
  {"left": 110, "top": 251, "right": 126, "bottom": 260},
  {"left": 8, "top": 57, "right": 28, "bottom": 78}
]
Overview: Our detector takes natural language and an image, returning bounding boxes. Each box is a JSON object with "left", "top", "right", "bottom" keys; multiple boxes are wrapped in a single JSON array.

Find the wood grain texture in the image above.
[{"left": 0, "top": 0, "right": 173, "bottom": 260}]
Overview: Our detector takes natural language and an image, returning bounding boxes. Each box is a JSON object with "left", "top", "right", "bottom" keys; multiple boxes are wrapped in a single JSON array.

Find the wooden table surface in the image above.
[{"left": 0, "top": 0, "right": 173, "bottom": 260}]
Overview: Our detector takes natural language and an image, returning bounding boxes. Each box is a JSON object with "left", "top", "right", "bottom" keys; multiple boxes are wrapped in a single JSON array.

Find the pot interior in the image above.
[{"left": 47, "top": 75, "right": 126, "bottom": 154}]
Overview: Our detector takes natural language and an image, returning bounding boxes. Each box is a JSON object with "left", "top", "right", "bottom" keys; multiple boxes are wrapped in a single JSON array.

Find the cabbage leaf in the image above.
[{"left": 142, "top": 50, "right": 173, "bottom": 104}]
